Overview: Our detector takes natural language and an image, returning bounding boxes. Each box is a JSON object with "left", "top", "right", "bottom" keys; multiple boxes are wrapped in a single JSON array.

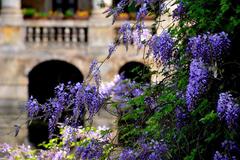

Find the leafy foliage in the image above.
[{"left": 2, "top": 0, "right": 240, "bottom": 159}]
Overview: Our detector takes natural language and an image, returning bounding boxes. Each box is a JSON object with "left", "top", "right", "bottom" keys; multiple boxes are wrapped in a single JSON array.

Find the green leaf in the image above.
[
  {"left": 199, "top": 111, "right": 217, "bottom": 124},
  {"left": 184, "top": 149, "right": 197, "bottom": 160}
]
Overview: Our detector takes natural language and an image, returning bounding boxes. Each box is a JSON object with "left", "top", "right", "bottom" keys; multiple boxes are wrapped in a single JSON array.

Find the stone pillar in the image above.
[
  {"left": 0, "top": 0, "right": 25, "bottom": 52},
  {"left": 88, "top": 0, "right": 114, "bottom": 56}
]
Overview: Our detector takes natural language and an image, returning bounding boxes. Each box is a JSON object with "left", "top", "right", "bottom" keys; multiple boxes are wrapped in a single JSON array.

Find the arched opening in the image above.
[
  {"left": 28, "top": 60, "right": 84, "bottom": 148},
  {"left": 119, "top": 61, "right": 151, "bottom": 83}
]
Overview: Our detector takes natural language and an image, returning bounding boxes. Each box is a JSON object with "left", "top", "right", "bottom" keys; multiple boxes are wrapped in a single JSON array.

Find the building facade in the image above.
[{"left": 0, "top": 0, "right": 169, "bottom": 146}]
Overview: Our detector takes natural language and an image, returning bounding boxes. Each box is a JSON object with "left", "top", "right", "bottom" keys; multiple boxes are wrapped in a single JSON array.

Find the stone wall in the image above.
[{"left": 0, "top": 0, "right": 172, "bottom": 145}]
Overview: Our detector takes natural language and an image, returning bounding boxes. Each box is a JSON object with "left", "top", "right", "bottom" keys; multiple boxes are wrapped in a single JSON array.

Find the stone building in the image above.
[{"left": 0, "top": 0, "right": 171, "bottom": 146}]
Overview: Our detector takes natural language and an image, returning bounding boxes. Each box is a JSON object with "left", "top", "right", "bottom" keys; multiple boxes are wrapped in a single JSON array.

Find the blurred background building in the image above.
[{"left": 0, "top": 0, "right": 169, "bottom": 147}]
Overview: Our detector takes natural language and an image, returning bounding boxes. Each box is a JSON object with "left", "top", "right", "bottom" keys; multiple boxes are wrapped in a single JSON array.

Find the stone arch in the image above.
[
  {"left": 28, "top": 59, "right": 84, "bottom": 148},
  {"left": 119, "top": 61, "right": 151, "bottom": 83}
]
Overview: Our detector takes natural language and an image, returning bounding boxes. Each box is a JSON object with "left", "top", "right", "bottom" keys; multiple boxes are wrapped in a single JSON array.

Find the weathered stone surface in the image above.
[{"left": 0, "top": 0, "right": 171, "bottom": 145}]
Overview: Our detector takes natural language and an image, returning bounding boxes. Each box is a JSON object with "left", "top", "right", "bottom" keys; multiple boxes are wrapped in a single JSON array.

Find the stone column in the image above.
[
  {"left": 88, "top": 0, "right": 114, "bottom": 56},
  {"left": 0, "top": 0, "right": 25, "bottom": 52}
]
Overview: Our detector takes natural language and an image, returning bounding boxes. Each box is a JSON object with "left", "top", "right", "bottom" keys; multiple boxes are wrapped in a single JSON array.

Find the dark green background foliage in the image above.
[{"left": 118, "top": 0, "right": 240, "bottom": 159}]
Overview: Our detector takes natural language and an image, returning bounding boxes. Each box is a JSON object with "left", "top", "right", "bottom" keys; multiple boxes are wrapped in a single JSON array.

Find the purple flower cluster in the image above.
[
  {"left": 0, "top": 143, "right": 35, "bottom": 159},
  {"left": 119, "top": 139, "right": 168, "bottom": 160},
  {"left": 104, "top": 0, "right": 128, "bottom": 23},
  {"left": 175, "top": 106, "right": 188, "bottom": 129},
  {"left": 111, "top": 78, "right": 145, "bottom": 111},
  {"left": 119, "top": 148, "right": 137, "bottom": 160},
  {"left": 89, "top": 59, "right": 101, "bottom": 87},
  {"left": 213, "top": 151, "right": 231, "bottom": 160},
  {"left": 134, "top": 0, "right": 158, "bottom": 5},
  {"left": 48, "top": 100, "right": 65, "bottom": 137},
  {"left": 144, "top": 96, "right": 157, "bottom": 110},
  {"left": 186, "top": 59, "right": 209, "bottom": 111},
  {"left": 173, "top": 2, "right": 185, "bottom": 20},
  {"left": 217, "top": 92, "right": 240, "bottom": 129},
  {"left": 108, "top": 43, "right": 117, "bottom": 59},
  {"left": 221, "top": 140, "right": 240, "bottom": 153},
  {"left": 148, "top": 31, "right": 174, "bottom": 65},
  {"left": 132, "top": 23, "right": 151, "bottom": 49},
  {"left": 48, "top": 84, "right": 69, "bottom": 137},
  {"left": 26, "top": 96, "right": 40, "bottom": 118},
  {"left": 26, "top": 82, "right": 107, "bottom": 137},
  {"left": 214, "top": 140, "right": 240, "bottom": 160},
  {"left": 136, "top": 3, "right": 148, "bottom": 21},
  {"left": 61, "top": 126, "right": 78, "bottom": 151},
  {"left": 187, "top": 32, "right": 230, "bottom": 63},
  {"left": 119, "top": 21, "right": 132, "bottom": 50},
  {"left": 75, "top": 139, "right": 103, "bottom": 160}
]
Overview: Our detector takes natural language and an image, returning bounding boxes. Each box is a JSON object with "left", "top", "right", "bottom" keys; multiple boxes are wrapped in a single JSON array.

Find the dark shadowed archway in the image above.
[
  {"left": 119, "top": 61, "right": 151, "bottom": 83},
  {"left": 28, "top": 60, "right": 84, "bottom": 148}
]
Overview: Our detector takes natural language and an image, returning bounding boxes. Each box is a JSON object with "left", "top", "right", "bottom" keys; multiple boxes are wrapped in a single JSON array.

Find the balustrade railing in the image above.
[{"left": 24, "top": 20, "right": 88, "bottom": 48}]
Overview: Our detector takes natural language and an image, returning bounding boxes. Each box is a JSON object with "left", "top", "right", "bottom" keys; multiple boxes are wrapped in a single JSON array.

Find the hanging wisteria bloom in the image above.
[
  {"left": 75, "top": 139, "right": 104, "bottom": 160},
  {"left": 144, "top": 96, "right": 157, "bottom": 110},
  {"left": 172, "top": 1, "right": 185, "bottom": 20},
  {"left": 186, "top": 58, "right": 209, "bottom": 111},
  {"left": 221, "top": 140, "right": 240, "bottom": 153},
  {"left": 217, "top": 92, "right": 240, "bottom": 129},
  {"left": 148, "top": 31, "right": 174, "bottom": 65},
  {"left": 132, "top": 23, "right": 151, "bottom": 49},
  {"left": 104, "top": 0, "right": 128, "bottom": 23},
  {"left": 136, "top": 3, "right": 148, "bottom": 21},
  {"left": 119, "top": 139, "right": 168, "bottom": 160},
  {"left": 187, "top": 32, "right": 230, "bottom": 63},
  {"left": 213, "top": 140, "right": 240, "bottom": 160},
  {"left": 119, "top": 148, "right": 137, "bottom": 160},
  {"left": 175, "top": 106, "right": 188, "bottom": 129},
  {"left": 26, "top": 82, "right": 108, "bottom": 137},
  {"left": 107, "top": 43, "right": 117, "bottom": 59},
  {"left": 100, "top": 74, "right": 122, "bottom": 97},
  {"left": 89, "top": 59, "right": 101, "bottom": 87},
  {"left": 119, "top": 21, "right": 132, "bottom": 50},
  {"left": 213, "top": 151, "right": 230, "bottom": 160},
  {"left": 26, "top": 96, "right": 40, "bottom": 118},
  {"left": 134, "top": 0, "right": 158, "bottom": 5}
]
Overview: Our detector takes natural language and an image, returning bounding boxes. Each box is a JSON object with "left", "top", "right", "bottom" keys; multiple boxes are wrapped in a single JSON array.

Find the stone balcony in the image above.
[{"left": 24, "top": 20, "right": 89, "bottom": 49}]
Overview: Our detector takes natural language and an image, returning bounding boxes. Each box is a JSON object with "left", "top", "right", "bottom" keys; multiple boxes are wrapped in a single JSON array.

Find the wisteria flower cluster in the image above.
[
  {"left": 175, "top": 106, "right": 188, "bottom": 129},
  {"left": 89, "top": 59, "right": 101, "bottom": 87},
  {"left": 214, "top": 140, "right": 240, "bottom": 160},
  {"left": 132, "top": 23, "right": 151, "bottom": 49},
  {"left": 26, "top": 82, "right": 107, "bottom": 137},
  {"left": 186, "top": 58, "right": 209, "bottom": 111},
  {"left": 75, "top": 139, "right": 105, "bottom": 160},
  {"left": 118, "top": 21, "right": 132, "bottom": 50},
  {"left": 111, "top": 78, "right": 146, "bottom": 112},
  {"left": 185, "top": 32, "right": 231, "bottom": 112},
  {"left": 136, "top": 3, "right": 148, "bottom": 21},
  {"left": 217, "top": 92, "right": 240, "bottom": 129},
  {"left": 0, "top": 125, "right": 113, "bottom": 160},
  {"left": 119, "top": 139, "right": 169, "bottom": 160},
  {"left": 147, "top": 31, "right": 175, "bottom": 65},
  {"left": 144, "top": 96, "right": 158, "bottom": 110},
  {"left": 105, "top": 0, "right": 162, "bottom": 23},
  {"left": 0, "top": 143, "right": 36, "bottom": 159},
  {"left": 187, "top": 32, "right": 230, "bottom": 63},
  {"left": 117, "top": 22, "right": 151, "bottom": 51},
  {"left": 104, "top": 0, "right": 128, "bottom": 23},
  {"left": 172, "top": 1, "right": 185, "bottom": 20}
]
